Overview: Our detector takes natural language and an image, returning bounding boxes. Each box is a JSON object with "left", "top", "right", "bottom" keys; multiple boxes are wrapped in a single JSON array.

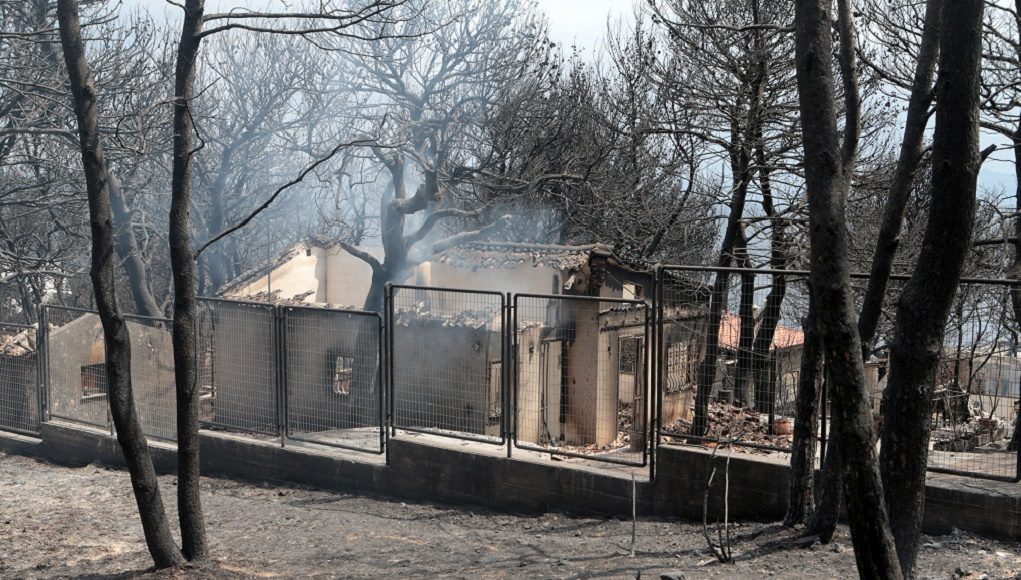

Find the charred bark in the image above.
[
  {"left": 55, "top": 0, "right": 185, "bottom": 568},
  {"left": 692, "top": 171, "right": 752, "bottom": 436},
  {"left": 734, "top": 246, "right": 757, "bottom": 406},
  {"left": 169, "top": 0, "right": 208, "bottom": 562},
  {"left": 793, "top": 0, "right": 902, "bottom": 576},
  {"left": 784, "top": 295, "right": 821, "bottom": 527},
  {"left": 750, "top": 147, "right": 788, "bottom": 420},
  {"left": 810, "top": 419, "right": 842, "bottom": 543},
  {"left": 1009, "top": 111, "right": 1021, "bottom": 454},
  {"left": 108, "top": 168, "right": 162, "bottom": 318},
  {"left": 879, "top": 0, "right": 985, "bottom": 574}
]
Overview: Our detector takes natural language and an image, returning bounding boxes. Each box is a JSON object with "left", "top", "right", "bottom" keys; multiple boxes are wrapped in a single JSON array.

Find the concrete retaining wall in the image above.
[{"left": 1, "top": 422, "right": 1017, "bottom": 541}]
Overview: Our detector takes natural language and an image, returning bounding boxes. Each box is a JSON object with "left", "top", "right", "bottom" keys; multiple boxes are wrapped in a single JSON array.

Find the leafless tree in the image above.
[
  {"left": 55, "top": 0, "right": 185, "bottom": 567},
  {"left": 879, "top": 0, "right": 986, "bottom": 573},
  {"left": 324, "top": 0, "right": 541, "bottom": 311},
  {"left": 792, "top": 0, "right": 903, "bottom": 576}
]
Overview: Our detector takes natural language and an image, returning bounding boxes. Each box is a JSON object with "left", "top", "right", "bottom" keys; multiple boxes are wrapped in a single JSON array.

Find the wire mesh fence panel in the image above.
[
  {"left": 654, "top": 266, "right": 1020, "bottom": 481},
  {"left": 123, "top": 315, "right": 176, "bottom": 442},
  {"left": 283, "top": 306, "right": 384, "bottom": 453},
  {"left": 655, "top": 267, "right": 811, "bottom": 455},
  {"left": 197, "top": 298, "right": 279, "bottom": 437},
  {"left": 917, "top": 280, "right": 1020, "bottom": 481},
  {"left": 45, "top": 306, "right": 110, "bottom": 430},
  {"left": 43, "top": 306, "right": 177, "bottom": 440},
  {"left": 514, "top": 293, "right": 649, "bottom": 466},
  {"left": 0, "top": 322, "right": 39, "bottom": 435},
  {"left": 388, "top": 285, "right": 506, "bottom": 445}
]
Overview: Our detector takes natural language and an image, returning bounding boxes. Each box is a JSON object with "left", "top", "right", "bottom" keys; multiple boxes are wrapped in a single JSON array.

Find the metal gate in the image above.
[
  {"left": 197, "top": 298, "right": 280, "bottom": 437},
  {"left": 282, "top": 305, "right": 385, "bottom": 454},
  {"left": 386, "top": 284, "right": 508, "bottom": 445}
]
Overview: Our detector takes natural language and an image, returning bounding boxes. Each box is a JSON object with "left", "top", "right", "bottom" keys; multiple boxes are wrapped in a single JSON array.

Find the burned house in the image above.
[
  {"left": 714, "top": 312, "right": 805, "bottom": 411},
  {"left": 414, "top": 242, "right": 706, "bottom": 448},
  {"left": 207, "top": 240, "right": 386, "bottom": 436},
  {"left": 221, "top": 238, "right": 384, "bottom": 308},
  {"left": 217, "top": 239, "right": 713, "bottom": 449}
]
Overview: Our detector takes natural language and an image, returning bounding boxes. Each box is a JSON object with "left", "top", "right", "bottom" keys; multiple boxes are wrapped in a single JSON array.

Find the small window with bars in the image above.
[
  {"left": 81, "top": 363, "right": 108, "bottom": 399},
  {"left": 330, "top": 354, "right": 355, "bottom": 396}
]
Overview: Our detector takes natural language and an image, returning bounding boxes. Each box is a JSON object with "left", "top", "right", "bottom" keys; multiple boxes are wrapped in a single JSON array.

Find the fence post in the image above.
[
  {"left": 276, "top": 306, "right": 286, "bottom": 448},
  {"left": 650, "top": 266, "right": 663, "bottom": 481},
  {"left": 384, "top": 283, "right": 395, "bottom": 439},
  {"left": 505, "top": 292, "right": 513, "bottom": 459},
  {"left": 377, "top": 311, "right": 387, "bottom": 459},
  {"left": 38, "top": 306, "right": 49, "bottom": 426}
]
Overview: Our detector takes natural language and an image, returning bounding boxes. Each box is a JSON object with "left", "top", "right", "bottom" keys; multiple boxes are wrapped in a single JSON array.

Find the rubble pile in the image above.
[
  {"left": 932, "top": 415, "right": 1012, "bottom": 451},
  {"left": 245, "top": 289, "right": 357, "bottom": 308},
  {"left": 0, "top": 326, "right": 36, "bottom": 356},
  {"left": 393, "top": 302, "right": 496, "bottom": 329},
  {"left": 614, "top": 401, "right": 634, "bottom": 448},
  {"left": 662, "top": 402, "right": 793, "bottom": 453}
]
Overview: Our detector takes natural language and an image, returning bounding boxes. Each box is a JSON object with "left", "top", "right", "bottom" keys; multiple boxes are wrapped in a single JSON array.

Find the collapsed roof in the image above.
[{"left": 429, "top": 242, "right": 647, "bottom": 274}]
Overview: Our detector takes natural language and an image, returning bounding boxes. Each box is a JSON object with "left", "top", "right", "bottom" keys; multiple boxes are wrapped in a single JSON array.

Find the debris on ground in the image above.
[{"left": 661, "top": 402, "right": 793, "bottom": 453}]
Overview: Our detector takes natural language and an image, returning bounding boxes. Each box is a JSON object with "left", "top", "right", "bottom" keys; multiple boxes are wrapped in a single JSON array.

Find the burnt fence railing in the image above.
[
  {"left": 386, "top": 284, "right": 508, "bottom": 446},
  {"left": 197, "top": 298, "right": 280, "bottom": 438},
  {"left": 282, "top": 305, "right": 385, "bottom": 454}
]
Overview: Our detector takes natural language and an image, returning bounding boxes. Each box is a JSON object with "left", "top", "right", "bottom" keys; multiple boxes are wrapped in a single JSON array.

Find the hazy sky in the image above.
[
  {"left": 536, "top": 0, "right": 638, "bottom": 55},
  {"left": 115, "top": 0, "right": 1015, "bottom": 193},
  {"left": 120, "top": 0, "right": 637, "bottom": 52}
]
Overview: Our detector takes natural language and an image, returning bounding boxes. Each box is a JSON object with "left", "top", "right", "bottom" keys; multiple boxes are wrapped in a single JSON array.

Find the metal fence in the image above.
[
  {"left": 513, "top": 293, "right": 650, "bottom": 466},
  {"left": 386, "top": 285, "right": 507, "bottom": 445},
  {"left": 283, "top": 305, "right": 385, "bottom": 454},
  {"left": 919, "top": 279, "right": 1020, "bottom": 482},
  {"left": 654, "top": 265, "right": 1021, "bottom": 483},
  {"left": 0, "top": 322, "right": 39, "bottom": 435},
  {"left": 654, "top": 266, "right": 808, "bottom": 456},
  {"left": 43, "top": 305, "right": 176, "bottom": 441},
  {"left": 197, "top": 298, "right": 280, "bottom": 437},
  {"left": 6, "top": 266, "right": 1015, "bottom": 483}
]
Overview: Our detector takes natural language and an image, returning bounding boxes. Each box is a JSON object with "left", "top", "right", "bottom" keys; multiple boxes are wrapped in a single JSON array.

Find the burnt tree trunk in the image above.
[
  {"left": 793, "top": 0, "right": 902, "bottom": 576},
  {"left": 169, "top": 0, "right": 208, "bottom": 561},
  {"left": 784, "top": 295, "right": 821, "bottom": 527},
  {"left": 108, "top": 167, "right": 163, "bottom": 318},
  {"left": 56, "top": 0, "right": 185, "bottom": 568},
  {"left": 692, "top": 169, "right": 752, "bottom": 436},
  {"left": 734, "top": 251, "right": 757, "bottom": 406},
  {"left": 810, "top": 0, "right": 946, "bottom": 546},
  {"left": 1008, "top": 81, "right": 1021, "bottom": 454},
  {"left": 694, "top": 273, "right": 730, "bottom": 435},
  {"left": 751, "top": 280, "right": 786, "bottom": 420},
  {"left": 879, "top": 0, "right": 985, "bottom": 575},
  {"left": 810, "top": 415, "right": 842, "bottom": 543},
  {"left": 750, "top": 137, "right": 787, "bottom": 421}
]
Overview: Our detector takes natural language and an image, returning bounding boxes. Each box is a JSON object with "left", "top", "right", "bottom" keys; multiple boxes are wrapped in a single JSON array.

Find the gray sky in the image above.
[
  {"left": 120, "top": 0, "right": 637, "bottom": 50},
  {"left": 115, "top": 0, "right": 1014, "bottom": 194},
  {"left": 536, "top": 0, "right": 637, "bottom": 55}
]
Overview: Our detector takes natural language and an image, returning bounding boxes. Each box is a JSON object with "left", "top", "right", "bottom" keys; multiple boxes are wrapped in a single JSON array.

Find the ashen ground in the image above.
[{"left": 1, "top": 453, "right": 1018, "bottom": 579}]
